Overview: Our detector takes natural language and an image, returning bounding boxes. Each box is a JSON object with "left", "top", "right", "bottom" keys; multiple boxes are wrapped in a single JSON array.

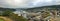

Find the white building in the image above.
[{"left": 13, "top": 10, "right": 28, "bottom": 18}]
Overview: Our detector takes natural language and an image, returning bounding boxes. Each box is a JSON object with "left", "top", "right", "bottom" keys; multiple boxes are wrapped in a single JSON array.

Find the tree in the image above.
[
  {"left": 2, "top": 10, "right": 13, "bottom": 16},
  {"left": 9, "top": 13, "right": 28, "bottom": 21}
]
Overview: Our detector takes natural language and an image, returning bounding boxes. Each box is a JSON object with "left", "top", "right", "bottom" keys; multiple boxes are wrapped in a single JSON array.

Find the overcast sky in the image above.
[{"left": 0, "top": 0, "right": 59, "bottom": 8}]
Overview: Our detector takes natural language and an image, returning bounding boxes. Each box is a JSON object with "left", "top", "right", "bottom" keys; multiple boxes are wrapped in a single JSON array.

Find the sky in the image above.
[
  {"left": 0, "top": 0, "right": 59, "bottom": 8},
  {"left": 56, "top": 0, "right": 60, "bottom": 5}
]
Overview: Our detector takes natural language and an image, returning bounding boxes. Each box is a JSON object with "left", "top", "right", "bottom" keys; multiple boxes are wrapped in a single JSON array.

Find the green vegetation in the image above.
[
  {"left": 0, "top": 10, "right": 28, "bottom": 21},
  {"left": 0, "top": 9, "right": 15, "bottom": 16},
  {"left": 0, "top": 18, "right": 4, "bottom": 21},
  {"left": 9, "top": 13, "right": 28, "bottom": 21},
  {"left": 42, "top": 12, "right": 50, "bottom": 18},
  {"left": 2, "top": 10, "right": 12, "bottom": 16}
]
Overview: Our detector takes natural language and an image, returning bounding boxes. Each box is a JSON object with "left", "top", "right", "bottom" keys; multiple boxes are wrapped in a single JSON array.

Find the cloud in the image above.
[
  {"left": 5, "top": 0, "right": 28, "bottom": 6},
  {"left": 0, "top": 0, "right": 29, "bottom": 8},
  {"left": 0, "top": 0, "right": 56, "bottom": 8},
  {"left": 32, "top": 0, "right": 55, "bottom": 6},
  {"left": 56, "top": 0, "right": 60, "bottom": 5}
]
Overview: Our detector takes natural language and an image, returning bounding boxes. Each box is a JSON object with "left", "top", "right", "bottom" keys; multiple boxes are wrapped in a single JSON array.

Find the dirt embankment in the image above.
[{"left": 0, "top": 16, "right": 13, "bottom": 21}]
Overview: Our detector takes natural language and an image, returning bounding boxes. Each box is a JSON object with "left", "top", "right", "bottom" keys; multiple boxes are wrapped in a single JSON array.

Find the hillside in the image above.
[
  {"left": 22, "top": 5, "right": 60, "bottom": 13},
  {"left": 25, "top": 5, "right": 60, "bottom": 10},
  {"left": 0, "top": 7, "right": 16, "bottom": 11}
]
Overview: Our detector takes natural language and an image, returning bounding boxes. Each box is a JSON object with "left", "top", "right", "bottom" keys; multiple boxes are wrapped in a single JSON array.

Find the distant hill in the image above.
[
  {"left": 20, "top": 5, "right": 60, "bottom": 12},
  {"left": 0, "top": 7, "right": 16, "bottom": 11},
  {"left": 0, "top": 5, "right": 60, "bottom": 11},
  {"left": 25, "top": 5, "right": 60, "bottom": 10}
]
